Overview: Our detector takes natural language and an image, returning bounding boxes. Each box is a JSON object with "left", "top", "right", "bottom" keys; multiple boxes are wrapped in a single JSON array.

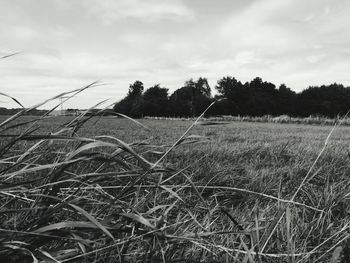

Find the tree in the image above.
[
  {"left": 215, "top": 76, "right": 247, "bottom": 115},
  {"left": 215, "top": 76, "right": 280, "bottom": 116},
  {"left": 113, "top": 80, "right": 144, "bottom": 117},
  {"left": 113, "top": 77, "right": 350, "bottom": 118},
  {"left": 143, "top": 84, "right": 168, "bottom": 101},
  {"left": 128, "top": 80, "right": 144, "bottom": 98},
  {"left": 278, "top": 84, "right": 297, "bottom": 115},
  {"left": 297, "top": 83, "right": 350, "bottom": 117},
  {"left": 245, "top": 77, "right": 279, "bottom": 116},
  {"left": 142, "top": 84, "right": 169, "bottom": 116},
  {"left": 169, "top": 77, "right": 212, "bottom": 117}
]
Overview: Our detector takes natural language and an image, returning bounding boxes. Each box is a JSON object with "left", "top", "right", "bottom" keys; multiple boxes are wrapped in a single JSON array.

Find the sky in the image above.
[{"left": 1, "top": 0, "right": 350, "bottom": 109}]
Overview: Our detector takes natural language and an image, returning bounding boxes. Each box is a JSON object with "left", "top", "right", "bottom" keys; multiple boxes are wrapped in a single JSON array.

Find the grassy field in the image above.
[{"left": 0, "top": 114, "right": 349, "bottom": 262}]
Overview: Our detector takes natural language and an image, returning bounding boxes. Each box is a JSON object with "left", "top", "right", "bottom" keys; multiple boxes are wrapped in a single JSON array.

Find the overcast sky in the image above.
[{"left": 1, "top": 0, "right": 350, "bottom": 109}]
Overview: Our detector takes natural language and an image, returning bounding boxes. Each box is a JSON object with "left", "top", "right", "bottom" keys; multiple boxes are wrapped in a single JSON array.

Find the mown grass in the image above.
[
  {"left": 145, "top": 115, "right": 350, "bottom": 126},
  {"left": 0, "top": 107, "right": 349, "bottom": 262}
]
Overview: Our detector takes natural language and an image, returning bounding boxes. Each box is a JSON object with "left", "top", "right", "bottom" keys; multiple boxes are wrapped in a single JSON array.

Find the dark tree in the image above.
[
  {"left": 297, "top": 83, "right": 350, "bottom": 117},
  {"left": 245, "top": 77, "right": 279, "bottom": 116},
  {"left": 278, "top": 84, "right": 297, "bottom": 115},
  {"left": 113, "top": 77, "right": 350, "bottom": 118},
  {"left": 113, "top": 80, "right": 144, "bottom": 117},
  {"left": 128, "top": 80, "right": 144, "bottom": 98},
  {"left": 215, "top": 76, "right": 280, "bottom": 116},
  {"left": 215, "top": 76, "right": 247, "bottom": 115},
  {"left": 169, "top": 77, "right": 212, "bottom": 117},
  {"left": 142, "top": 84, "right": 169, "bottom": 117}
]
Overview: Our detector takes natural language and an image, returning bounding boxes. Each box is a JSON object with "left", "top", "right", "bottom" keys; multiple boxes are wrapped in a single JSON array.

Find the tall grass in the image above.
[
  {"left": 0, "top": 91, "right": 349, "bottom": 262},
  {"left": 0, "top": 92, "right": 233, "bottom": 262}
]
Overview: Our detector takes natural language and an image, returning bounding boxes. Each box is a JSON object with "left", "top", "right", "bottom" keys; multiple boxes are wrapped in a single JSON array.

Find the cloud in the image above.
[
  {"left": 2, "top": 0, "right": 350, "bottom": 108},
  {"left": 0, "top": 50, "right": 169, "bottom": 108},
  {"left": 10, "top": 26, "right": 39, "bottom": 41},
  {"left": 220, "top": 0, "right": 295, "bottom": 52},
  {"left": 214, "top": 0, "right": 350, "bottom": 89},
  {"left": 221, "top": 0, "right": 350, "bottom": 54},
  {"left": 81, "top": 0, "right": 194, "bottom": 24}
]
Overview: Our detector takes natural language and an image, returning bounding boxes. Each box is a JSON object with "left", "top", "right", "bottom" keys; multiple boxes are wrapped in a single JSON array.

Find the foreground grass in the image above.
[{"left": 0, "top": 114, "right": 349, "bottom": 262}]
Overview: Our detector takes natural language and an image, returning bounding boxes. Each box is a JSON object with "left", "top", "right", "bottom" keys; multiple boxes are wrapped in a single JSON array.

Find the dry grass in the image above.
[
  {"left": 145, "top": 115, "right": 350, "bottom": 126},
  {"left": 0, "top": 91, "right": 349, "bottom": 263}
]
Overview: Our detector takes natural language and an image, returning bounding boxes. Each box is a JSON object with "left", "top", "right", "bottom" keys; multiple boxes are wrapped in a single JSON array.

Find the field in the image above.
[{"left": 0, "top": 114, "right": 349, "bottom": 262}]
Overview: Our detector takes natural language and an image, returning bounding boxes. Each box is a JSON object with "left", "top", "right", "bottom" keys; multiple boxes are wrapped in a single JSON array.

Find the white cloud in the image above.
[
  {"left": 82, "top": 0, "right": 194, "bottom": 24},
  {"left": 0, "top": 50, "right": 167, "bottom": 108},
  {"left": 10, "top": 26, "right": 39, "bottom": 41},
  {"left": 215, "top": 0, "right": 350, "bottom": 89},
  {"left": 220, "top": 0, "right": 294, "bottom": 51},
  {"left": 219, "top": 0, "right": 350, "bottom": 53},
  {"left": 234, "top": 51, "right": 261, "bottom": 65},
  {"left": 306, "top": 54, "right": 328, "bottom": 64}
]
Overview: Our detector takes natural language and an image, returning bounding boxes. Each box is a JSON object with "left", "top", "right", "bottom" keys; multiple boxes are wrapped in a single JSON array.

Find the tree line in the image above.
[{"left": 113, "top": 77, "right": 350, "bottom": 118}]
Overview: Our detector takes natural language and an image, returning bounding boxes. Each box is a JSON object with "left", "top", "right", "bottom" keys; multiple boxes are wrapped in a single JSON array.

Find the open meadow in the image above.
[
  {"left": 3, "top": 1, "right": 350, "bottom": 262},
  {"left": 0, "top": 115, "right": 349, "bottom": 262}
]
